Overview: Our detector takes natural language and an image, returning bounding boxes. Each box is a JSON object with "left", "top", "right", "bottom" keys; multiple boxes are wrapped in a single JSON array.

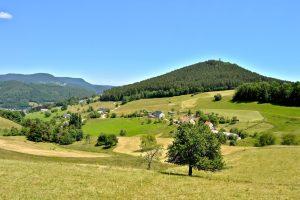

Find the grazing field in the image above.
[
  {"left": 0, "top": 117, "right": 21, "bottom": 131},
  {"left": 83, "top": 118, "right": 175, "bottom": 136},
  {"left": 0, "top": 142, "right": 299, "bottom": 199}
]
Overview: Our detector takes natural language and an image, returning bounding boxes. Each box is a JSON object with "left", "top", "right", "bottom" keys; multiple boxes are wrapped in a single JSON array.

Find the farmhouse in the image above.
[
  {"left": 149, "top": 111, "right": 165, "bottom": 119},
  {"left": 40, "top": 108, "right": 49, "bottom": 112},
  {"left": 98, "top": 107, "right": 110, "bottom": 114}
]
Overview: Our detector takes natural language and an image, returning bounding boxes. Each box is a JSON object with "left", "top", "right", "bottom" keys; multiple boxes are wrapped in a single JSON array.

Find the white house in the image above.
[{"left": 149, "top": 111, "right": 165, "bottom": 119}]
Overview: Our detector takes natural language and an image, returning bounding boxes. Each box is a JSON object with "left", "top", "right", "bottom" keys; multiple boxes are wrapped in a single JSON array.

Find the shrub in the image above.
[
  {"left": 216, "top": 132, "right": 227, "bottom": 144},
  {"left": 281, "top": 133, "right": 299, "bottom": 145},
  {"left": 44, "top": 111, "right": 52, "bottom": 118},
  {"left": 219, "top": 116, "right": 226, "bottom": 124},
  {"left": 230, "top": 116, "right": 239, "bottom": 124},
  {"left": 214, "top": 94, "right": 222, "bottom": 101},
  {"left": 96, "top": 133, "right": 107, "bottom": 146},
  {"left": 89, "top": 111, "right": 100, "bottom": 118},
  {"left": 119, "top": 129, "right": 127, "bottom": 136},
  {"left": 257, "top": 133, "right": 276, "bottom": 146},
  {"left": 229, "top": 139, "right": 237, "bottom": 146},
  {"left": 59, "top": 132, "right": 75, "bottom": 145},
  {"left": 96, "top": 134, "right": 118, "bottom": 148},
  {"left": 111, "top": 113, "right": 117, "bottom": 118},
  {"left": 87, "top": 106, "right": 94, "bottom": 112}
]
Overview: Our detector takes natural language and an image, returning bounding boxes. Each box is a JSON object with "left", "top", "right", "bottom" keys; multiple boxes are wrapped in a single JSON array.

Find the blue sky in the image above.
[{"left": 0, "top": 0, "right": 299, "bottom": 85}]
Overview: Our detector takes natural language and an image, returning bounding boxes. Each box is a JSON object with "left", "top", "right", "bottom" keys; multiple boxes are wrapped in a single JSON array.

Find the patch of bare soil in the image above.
[{"left": 0, "top": 137, "right": 109, "bottom": 158}]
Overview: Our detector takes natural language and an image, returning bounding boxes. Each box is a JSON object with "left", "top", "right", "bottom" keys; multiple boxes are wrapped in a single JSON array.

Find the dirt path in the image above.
[{"left": 0, "top": 137, "right": 109, "bottom": 158}]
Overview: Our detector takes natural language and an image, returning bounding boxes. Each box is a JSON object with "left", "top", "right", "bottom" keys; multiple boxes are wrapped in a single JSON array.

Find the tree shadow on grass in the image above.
[{"left": 159, "top": 171, "right": 202, "bottom": 178}]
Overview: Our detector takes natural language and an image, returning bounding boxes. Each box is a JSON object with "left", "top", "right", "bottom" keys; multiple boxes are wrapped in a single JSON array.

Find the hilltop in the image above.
[{"left": 101, "top": 60, "right": 281, "bottom": 101}]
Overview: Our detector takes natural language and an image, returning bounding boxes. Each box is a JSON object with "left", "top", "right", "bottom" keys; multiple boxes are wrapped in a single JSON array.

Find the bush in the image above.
[
  {"left": 44, "top": 111, "right": 52, "bottom": 118},
  {"left": 229, "top": 139, "right": 237, "bottom": 146},
  {"left": 119, "top": 129, "right": 127, "bottom": 136},
  {"left": 281, "top": 133, "right": 299, "bottom": 145},
  {"left": 230, "top": 116, "right": 239, "bottom": 124},
  {"left": 257, "top": 133, "right": 276, "bottom": 146},
  {"left": 216, "top": 132, "right": 227, "bottom": 144},
  {"left": 214, "top": 94, "right": 222, "bottom": 101},
  {"left": 96, "top": 133, "right": 107, "bottom": 146},
  {"left": 111, "top": 113, "right": 117, "bottom": 118},
  {"left": 89, "top": 111, "right": 100, "bottom": 118},
  {"left": 96, "top": 134, "right": 118, "bottom": 148}
]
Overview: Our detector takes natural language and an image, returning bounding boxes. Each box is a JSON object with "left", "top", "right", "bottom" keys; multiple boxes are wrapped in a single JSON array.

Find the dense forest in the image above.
[
  {"left": 100, "top": 60, "right": 281, "bottom": 102},
  {"left": 0, "top": 81, "right": 95, "bottom": 109},
  {"left": 233, "top": 82, "right": 300, "bottom": 106}
]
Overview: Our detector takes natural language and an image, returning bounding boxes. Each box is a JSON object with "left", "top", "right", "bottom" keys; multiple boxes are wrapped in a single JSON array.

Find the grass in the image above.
[
  {"left": 0, "top": 117, "right": 21, "bottom": 134},
  {"left": 0, "top": 145, "right": 299, "bottom": 199},
  {"left": 25, "top": 109, "right": 64, "bottom": 121},
  {"left": 83, "top": 118, "right": 175, "bottom": 136}
]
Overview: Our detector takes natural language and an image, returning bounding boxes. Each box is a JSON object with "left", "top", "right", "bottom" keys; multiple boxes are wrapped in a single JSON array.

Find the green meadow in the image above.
[{"left": 83, "top": 118, "right": 175, "bottom": 136}]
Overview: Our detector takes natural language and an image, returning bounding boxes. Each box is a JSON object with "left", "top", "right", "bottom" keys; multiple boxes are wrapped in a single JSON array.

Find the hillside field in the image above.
[
  {"left": 114, "top": 90, "right": 300, "bottom": 136},
  {"left": 0, "top": 136, "right": 299, "bottom": 199},
  {"left": 0, "top": 117, "right": 21, "bottom": 134},
  {"left": 83, "top": 118, "right": 175, "bottom": 136}
]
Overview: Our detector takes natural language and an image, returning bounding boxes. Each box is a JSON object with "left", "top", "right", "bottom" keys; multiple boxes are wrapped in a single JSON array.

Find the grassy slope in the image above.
[
  {"left": 83, "top": 118, "right": 175, "bottom": 136},
  {"left": 115, "top": 90, "right": 300, "bottom": 135},
  {"left": 0, "top": 145, "right": 299, "bottom": 199},
  {"left": 25, "top": 109, "right": 64, "bottom": 121},
  {"left": 0, "top": 117, "right": 21, "bottom": 133}
]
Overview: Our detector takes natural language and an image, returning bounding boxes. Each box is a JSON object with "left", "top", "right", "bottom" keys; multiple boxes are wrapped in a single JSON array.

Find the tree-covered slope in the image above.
[
  {"left": 101, "top": 60, "right": 281, "bottom": 101},
  {"left": 0, "top": 73, "right": 113, "bottom": 93},
  {"left": 0, "top": 81, "right": 95, "bottom": 109}
]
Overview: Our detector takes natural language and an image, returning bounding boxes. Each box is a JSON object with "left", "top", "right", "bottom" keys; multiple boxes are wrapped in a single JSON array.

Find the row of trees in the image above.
[
  {"left": 0, "top": 109, "right": 25, "bottom": 123},
  {"left": 6, "top": 113, "right": 84, "bottom": 145},
  {"left": 100, "top": 60, "right": 279, "bottom": 102},
  {"left": 233, "top": 82, "right": 300, "bottom": 106}
]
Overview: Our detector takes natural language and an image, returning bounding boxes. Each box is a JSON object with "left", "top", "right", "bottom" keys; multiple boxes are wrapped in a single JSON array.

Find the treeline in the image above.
[
  {"left": 101, "top": 60, "right": 279, "bottom": 102},
  {"left": 233, "top": 82, "right": 300, "bottom": 106},
  {"left": 0, "top": 109, "right": 25, "bottom": 123},
  {"left": 6, "top": 113, "right": 84, "bottom": 145}
]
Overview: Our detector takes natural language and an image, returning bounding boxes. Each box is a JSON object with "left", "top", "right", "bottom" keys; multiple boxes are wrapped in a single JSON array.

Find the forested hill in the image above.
[
  {"left": 0, "top": 81, "right": 95, "bottom": 109},
  {"left": 101, "top": 60, "right": 281, "bottom": 102},
  {"left": 0, "top": 73, "right": 113, "bottom": 93}
]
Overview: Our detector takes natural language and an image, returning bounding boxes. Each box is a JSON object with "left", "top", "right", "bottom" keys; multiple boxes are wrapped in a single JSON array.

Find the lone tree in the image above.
[
  {"left": 167, "top": 123, "right": 224, "bottom": 176},
  {"left": 140, "top": 135, "right": 163, "bottom": 170}
]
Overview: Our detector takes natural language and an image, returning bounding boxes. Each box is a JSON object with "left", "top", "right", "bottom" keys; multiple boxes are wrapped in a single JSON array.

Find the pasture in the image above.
[
  {"left": 83, "top": 118, "right": 175, "bottom": 136},
  {"left": 0, "top": 136, "right": 299, "bottom": 199}
]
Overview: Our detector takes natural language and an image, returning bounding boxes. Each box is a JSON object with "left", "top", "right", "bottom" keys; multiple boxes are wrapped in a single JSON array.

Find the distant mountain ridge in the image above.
[
  {"left": 0, "top": 73, "right": 113, "bottom": 93},
  {"left": 0, "top": 73, "right": 114, "bottom": 109},
  {"left": 101, "top": 60, "right": 283, "bottom": 102}
]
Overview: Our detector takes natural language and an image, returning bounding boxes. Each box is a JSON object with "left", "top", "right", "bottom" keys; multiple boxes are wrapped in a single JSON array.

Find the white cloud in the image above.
[{"left": 0, "top": 11, "right": 13, "bottom": 19}]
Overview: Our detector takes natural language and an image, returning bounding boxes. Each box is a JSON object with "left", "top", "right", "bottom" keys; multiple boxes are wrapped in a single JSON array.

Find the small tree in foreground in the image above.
[
  {"left": 140, "top": 134, "right": 163, "bottom": 170},
  {"left": 167, "top": 123, "right": 224, "bottom": 176}
]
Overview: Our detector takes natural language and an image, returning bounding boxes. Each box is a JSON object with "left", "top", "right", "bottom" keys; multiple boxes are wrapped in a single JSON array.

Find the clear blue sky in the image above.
[{"left": 0, "top": 0, "right": 299, "bottom": 85}]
